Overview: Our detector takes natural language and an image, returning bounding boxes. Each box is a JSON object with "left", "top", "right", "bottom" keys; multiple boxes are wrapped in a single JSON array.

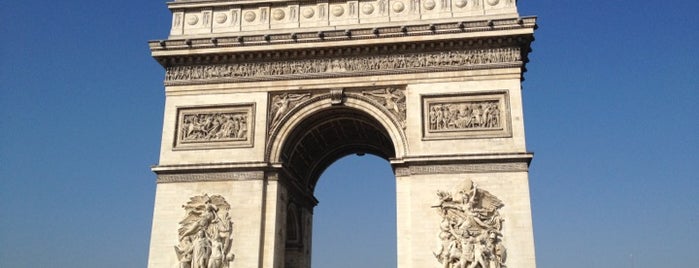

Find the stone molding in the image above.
[
  {"left": 166, "top": 0, "right": 519, "bottom": 37},
  {"left": 392, "top": 153, "right": 532, "bottom": 176},
  {"left": 394, "top": 162, "right": 528, "bottom": 176},
  {"left": 157, "top": 171, "right": 265, "bottom": 183},
  {"left": 174, "top": 104, "right": 255, "bottom": 150}
]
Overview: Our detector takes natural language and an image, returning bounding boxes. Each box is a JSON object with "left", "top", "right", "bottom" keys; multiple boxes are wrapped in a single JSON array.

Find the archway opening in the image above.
[
  {"left": 312, "top": 154, "right": 397, "bottom": 268},
  {"left": 276, "top": 106, "right": 399, "bottom": 268}
]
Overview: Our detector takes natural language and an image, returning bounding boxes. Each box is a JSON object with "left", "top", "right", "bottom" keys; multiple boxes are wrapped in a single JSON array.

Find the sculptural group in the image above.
[
  {"left": 429, "top": 101, "right": 500, "bottom": 131},
  {"left": 433, "top": 180, "right": 507, "bottom": 268},
  {"left": 180, "top": 113, "right": 248, "bottom": 142},
  {"left": 175, "top": 194, "right": 235, "bottom": 268}
]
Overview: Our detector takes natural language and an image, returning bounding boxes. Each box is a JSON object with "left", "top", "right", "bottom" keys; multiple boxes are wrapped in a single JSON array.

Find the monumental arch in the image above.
[{"left": 147, "top": 0, "right": 537, "bottom": 267}]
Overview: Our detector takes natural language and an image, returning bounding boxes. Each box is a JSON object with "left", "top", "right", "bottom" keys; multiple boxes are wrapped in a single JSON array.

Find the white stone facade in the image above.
[{"left": 147, "top": 0, "right": 537, "bottom": 267}]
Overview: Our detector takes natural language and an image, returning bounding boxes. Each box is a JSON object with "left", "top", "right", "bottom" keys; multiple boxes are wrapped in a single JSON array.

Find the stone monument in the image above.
[{"left": 146, "top": 0, "right": 537, "bottom": 267}]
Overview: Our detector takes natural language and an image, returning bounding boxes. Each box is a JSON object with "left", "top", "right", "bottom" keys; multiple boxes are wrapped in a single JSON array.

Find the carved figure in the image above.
[
  {"left": 208, "top": 236, "right": 224, "bottom": 268},
  {"left": 175, "top": 236, "right": 194, "bottom": 268},
  {"left": 363, "top": 88, "right": 406, "bottom": 128},
  {"left": 176, "top": 195, "right": 235, "bottom": 268},
  {"left": 270, "top": 93, "right": 311, "bottom": 127},
  {"left": 433, "top": 180, "right": 507, "bottom": 268},
  {"left": 192, "top": 230, "right": 212, "bottom": 268}
]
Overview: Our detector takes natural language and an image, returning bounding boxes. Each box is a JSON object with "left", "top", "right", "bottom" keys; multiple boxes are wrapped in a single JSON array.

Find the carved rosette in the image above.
[
  {"left": 362, "top": 87, "right": 406, "bottom": 129},
  {"left": 175, "top": 194, "right": 235, "bottom": 268},
  {"left": 175, "top": 105, "right": 255, "bottom": 149},
  {"left": 433, "top": 179, "right": 507, "bottom": 268}
]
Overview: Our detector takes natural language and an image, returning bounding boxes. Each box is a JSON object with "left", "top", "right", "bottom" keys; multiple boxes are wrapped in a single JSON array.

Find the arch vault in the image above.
[{"left": 146, "top": 0, "right": 538, "bottom": 267}]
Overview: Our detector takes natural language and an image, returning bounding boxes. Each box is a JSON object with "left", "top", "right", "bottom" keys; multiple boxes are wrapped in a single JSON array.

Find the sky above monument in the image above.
[{"left": 1, "top": 0, "right": 697, "bottom": 267}]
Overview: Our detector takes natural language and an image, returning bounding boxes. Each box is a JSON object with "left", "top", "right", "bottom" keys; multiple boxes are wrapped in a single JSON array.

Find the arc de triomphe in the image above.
[{"left": 146, "top": 0, "right": 537, "bottom": 267}]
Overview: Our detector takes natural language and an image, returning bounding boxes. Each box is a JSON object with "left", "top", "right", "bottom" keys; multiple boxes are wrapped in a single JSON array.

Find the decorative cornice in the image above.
[
  {"left": 152, "top": 161, "right": 271, "bottom": 173},
  {"left": 394, "top": 162, "right": 528, "bottom": 176},
  {"left": 392, "top": 152, "right": 532, "bottom": 176},
  {"left": 157, "top": 170, "right": 265, "bottom": 183}
]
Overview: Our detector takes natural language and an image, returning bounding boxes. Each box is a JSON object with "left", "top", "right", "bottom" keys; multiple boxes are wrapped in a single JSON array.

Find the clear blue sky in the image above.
[{"left": 1, "top": 0, "right": 697, "bottom": 267}]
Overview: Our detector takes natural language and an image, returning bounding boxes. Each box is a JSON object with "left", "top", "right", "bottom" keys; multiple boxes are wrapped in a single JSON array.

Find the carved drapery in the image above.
[
  {"left": 175, "top": 194, "right": 235, "bottom": 268},
  {"left": 433, "top": 179, "right": 507, "bottom": 268},
  {"left": 165, "top": 47, "right": 521, "bottom": 84},
  {"left": 175, "top": 105, "right": 255, "bottom": 149}
]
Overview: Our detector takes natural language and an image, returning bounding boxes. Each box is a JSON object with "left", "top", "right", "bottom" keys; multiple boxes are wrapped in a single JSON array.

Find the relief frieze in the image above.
[
  {"left": 423, "top": 91, "right": 510, "bottom": 140},
  {"left": 429, "top": 100, "right": 500, "bottom": 131},
  {"left": 165, "top": 47, "right": 521, "bottom": 84},
  {"left": 175, "top": 105, "right": 255, "bottom": 149}
]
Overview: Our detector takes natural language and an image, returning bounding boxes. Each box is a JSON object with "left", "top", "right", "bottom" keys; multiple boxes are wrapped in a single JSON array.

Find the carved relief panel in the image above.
[
  {"left": 268, "top": 92, "right": 313, "bottom": 129},
  {"left": 433, "top": 179, "right": 507, "bottom": 268},
  {"left": 361, "top": 87, "right": 406, "bottom": 129},
  {"left": 174, "top": 104, "right": 255, "bottom": 150},
  {"left": 212, "top": 7, "right": 242, "bottom": 33},
  {"left": 422, "top": 91, "right": 510, "bottom": 140},
  {"left": 328, "top": 1, "right": 360, "bottom": 25},
  {"left": 270, "top": 4, "right": 301, "bottom": 29}
]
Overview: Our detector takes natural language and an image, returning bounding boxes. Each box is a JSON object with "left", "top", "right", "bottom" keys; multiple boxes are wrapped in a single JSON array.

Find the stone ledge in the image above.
[
  {"left": 156, "top": 170, "right": 265, "bottom": 183},
  {"left": 391, "top": 152, "right": 533, "bottom": 176},
  {"left": 152, "top": 161, "right": 271, "bottom": 173}
]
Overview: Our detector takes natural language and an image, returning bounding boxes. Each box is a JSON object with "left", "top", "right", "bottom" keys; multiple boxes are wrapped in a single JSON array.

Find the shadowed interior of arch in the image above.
[{"left": 279, "top": 107, "right": 397, "bottom": 192}]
